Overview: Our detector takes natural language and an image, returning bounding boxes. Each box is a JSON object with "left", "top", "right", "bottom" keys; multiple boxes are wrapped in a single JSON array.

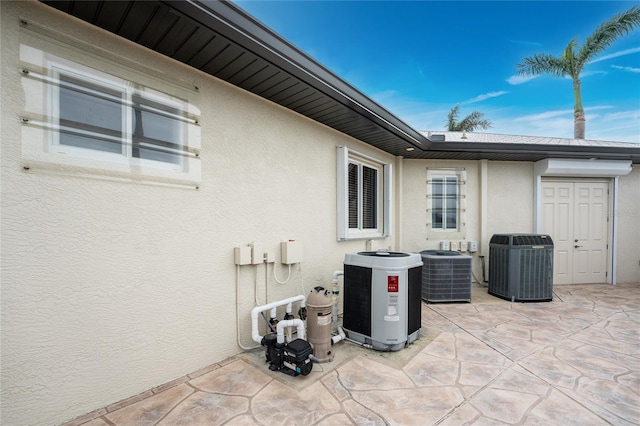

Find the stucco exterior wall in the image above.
[
  {"left": 486, "top": 162, "right": 535, "bottom": 243},
  {"left": 400, "top": 159, "right": 480, "bottom": 253},
  {"left": 0, "top": 2, "right": 395, "bottom": 424},
  {"left": 616, "top": 165, "right": 640, "bottom": 283},
  {"left": 400, "top": 159, "right": 534, "bottom": 284}
]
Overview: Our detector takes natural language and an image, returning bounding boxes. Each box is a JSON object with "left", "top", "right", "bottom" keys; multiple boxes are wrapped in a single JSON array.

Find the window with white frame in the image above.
[
  {"left": 51, "top": 64, "right": 188, "bottom": 171},
  {"left": 426, "top": 169, "right": 466, "bottom": 235},
  {"left": 19, "top": 33, "right": 201, "bottom": 187},
  {"left": 337, "top": 146, "right": 391, "bottom": 240}
]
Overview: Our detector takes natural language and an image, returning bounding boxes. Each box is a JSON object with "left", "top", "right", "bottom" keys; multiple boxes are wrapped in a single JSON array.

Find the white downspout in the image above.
[{"left": 250, "top": 295, "right": 306, "bottom": 343}]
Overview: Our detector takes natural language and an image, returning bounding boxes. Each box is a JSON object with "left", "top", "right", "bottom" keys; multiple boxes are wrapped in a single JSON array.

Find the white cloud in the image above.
[
  {"left": 611, "top": 65, "right": 640, "bottom": 73},
  {"left": 578, "top": 70, "right": 607, "bottom": 78},
  {"left": 461, "top": 91, "right": 509, "bottom": 104},
  {"left": 506, "top": 74, "right": 537, "bottom": 85},
  {"left": 589, "top": 47, "right": 640, "bottom": 64},
  {"left": 508, "top": 39, "right": 542, "bottom": 47}
]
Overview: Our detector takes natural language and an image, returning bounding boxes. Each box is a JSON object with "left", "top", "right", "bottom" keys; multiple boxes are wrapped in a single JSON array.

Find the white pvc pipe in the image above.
[
  {"left": 276, "top": 319, "right": 305, "bottom": 344},
  {"left": 251, "top": 295, "right": 306, "bottom": 343},
  {"left": 331, "top": 326, "right": 346, "bottom": 345},
  {"left": 332, "top": 270, "right": 344, "bottom": 283}
]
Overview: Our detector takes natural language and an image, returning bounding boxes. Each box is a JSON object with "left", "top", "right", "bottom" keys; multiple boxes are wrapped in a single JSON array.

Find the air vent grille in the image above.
[
  {"left": 420, "top": 250, "right": 472, "bottom": 302},
  {"left": 488, "top": 234, "right": 554, "bottom": 302}
]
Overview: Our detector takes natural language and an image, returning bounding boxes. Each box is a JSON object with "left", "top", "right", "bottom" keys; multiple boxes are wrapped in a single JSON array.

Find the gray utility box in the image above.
[
  {"left": 420, "top": 250, "right": 472, "bottom": 302},
  {"left": 489, "top": 234, "right": 554, "bottom": 302},
  {"left": 343, "top": 251, "right": 422, "bottom": 351}
]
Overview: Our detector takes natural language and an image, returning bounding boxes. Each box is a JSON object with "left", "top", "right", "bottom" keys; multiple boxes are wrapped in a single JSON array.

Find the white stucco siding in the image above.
[
  {"left": 1, "top": 2, "right": 394, "bottom": 425},
  {"left": 486, "top": 162, "right": 535, "bottom": 246},
  {"left": 616, "top": 166, "right": 640, "bottom": 283},
  {"left": 400, "top": 159, "right": 481, "bottom": 253}
]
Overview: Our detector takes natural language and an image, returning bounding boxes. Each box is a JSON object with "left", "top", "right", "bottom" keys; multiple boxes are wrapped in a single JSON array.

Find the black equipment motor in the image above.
[{"left": 261, "top": 334, "right": 313, "bottom": 376}]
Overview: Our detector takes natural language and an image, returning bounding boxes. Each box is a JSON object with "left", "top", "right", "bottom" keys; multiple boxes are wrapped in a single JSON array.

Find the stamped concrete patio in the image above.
[{"left": 66, "top": 283, "right": 639, "bottom": 426}]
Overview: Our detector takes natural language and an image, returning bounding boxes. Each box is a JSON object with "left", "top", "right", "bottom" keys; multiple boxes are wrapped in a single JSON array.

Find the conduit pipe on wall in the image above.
[{"left": 251, "top": 295, "right": 306, "bottom": 343}]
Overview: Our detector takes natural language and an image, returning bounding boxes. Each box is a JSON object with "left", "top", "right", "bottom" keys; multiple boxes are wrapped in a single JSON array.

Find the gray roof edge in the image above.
[
  {"left": 171, "top": 0, "right": 430, "bottom": 149},
  {"left": 426, "top": 141, "right": 640, "bottom": 162}
]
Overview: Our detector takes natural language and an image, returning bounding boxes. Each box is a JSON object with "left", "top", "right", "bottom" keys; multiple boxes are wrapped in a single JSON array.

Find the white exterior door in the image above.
[{"left": 541, "top": 180, "right": 609, "bottom": 284}]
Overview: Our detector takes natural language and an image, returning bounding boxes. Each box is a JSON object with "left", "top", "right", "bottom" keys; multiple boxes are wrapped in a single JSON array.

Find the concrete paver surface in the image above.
[{"left": 66, "top": 283, "right": 640, "bottom": 426}]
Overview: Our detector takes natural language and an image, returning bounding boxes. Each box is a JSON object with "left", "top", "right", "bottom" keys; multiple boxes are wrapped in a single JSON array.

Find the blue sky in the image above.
[{"left": 233, "top": 1, "right": 640, "bottom": 143}]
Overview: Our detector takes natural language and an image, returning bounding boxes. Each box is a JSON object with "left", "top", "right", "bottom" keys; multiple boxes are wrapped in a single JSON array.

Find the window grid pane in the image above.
[
  {"left": 132, "top": 95, "right": 182, "bottom": 165},
  {"left": 348, "top": 163, "right": 358, "bottom": 229},
  {"left": 362, "top": 166, "right": 377, "bottom": 229},
  {"left": 59, "top": 75, "right": 123, "bottom": 154},
  {"left": 432, "top": 176, "right": 458, "bottom": 230}
]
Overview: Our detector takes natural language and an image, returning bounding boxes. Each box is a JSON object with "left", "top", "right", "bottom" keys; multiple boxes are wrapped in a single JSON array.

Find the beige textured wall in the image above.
[
  {"left": 400, "top": 159, "right": 480, "bottom": 252},
  {"left": 0, "top": 2, "right": 394, "bottom": 424},
  {"left": 485, "top": 161, "right": 535, "bottom": 243},
  {"left": 616, "top": 166, "right": 640, "bottom": 283},
  {"left": 400, "top": 159, "right": 533, "bottom": 284}
]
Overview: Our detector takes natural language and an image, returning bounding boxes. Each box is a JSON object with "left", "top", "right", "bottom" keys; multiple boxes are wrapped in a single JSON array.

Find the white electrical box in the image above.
[
  {"left": 281, "top": 240, "right": 303, "bottom": 264},
  {"left": 440, "top": 241, "right": 450, "bottom": 251},
  {"left": 250, "top": 242, "right": 264, "bottom": 265},
  {"left": 234, "top": 246, "right": 251, "bottom": 265},
  {"left": 468, "top": 241, "right": 478, "bottom": 253},
  {"left": 450, "top": 241, "right": 459, "bottom": 251},
  {"left": 459, "top": 241, "right": 468, "bottom": 252}
]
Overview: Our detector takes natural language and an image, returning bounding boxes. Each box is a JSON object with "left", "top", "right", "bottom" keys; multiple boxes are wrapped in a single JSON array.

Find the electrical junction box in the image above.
[
  {"left": 251, "top": 242, "right": 264, "bottom": 265},
  {"left": 440, "top": 241, "right": 450, "bottom": 251},
  {"left": 468, "top": 241, "right": 478, "bottom": 253},
  {"left": 234, "top": 246, "right": 251, "bottom": 265},
  {"left": 450, "top": 241, "right": 459, "bottom": 251},
  {"left": 459, "top": 241, "right": 468, "bottom": 252},
  {"left": 281, "top": 240, "right": 303, "bottom": 264}
]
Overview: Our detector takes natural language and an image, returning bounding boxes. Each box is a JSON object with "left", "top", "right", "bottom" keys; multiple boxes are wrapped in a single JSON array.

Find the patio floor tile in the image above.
[{"left": 64, "top": 282, "right": 640, "bottom": 426}]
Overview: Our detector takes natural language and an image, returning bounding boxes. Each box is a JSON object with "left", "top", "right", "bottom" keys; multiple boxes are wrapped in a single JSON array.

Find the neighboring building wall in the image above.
[
  {"left": 616, "top": 165, "right": 640, "bottom": 283},
  {"left": 0, "top": 2, "right": 395, "bottom": 425}
]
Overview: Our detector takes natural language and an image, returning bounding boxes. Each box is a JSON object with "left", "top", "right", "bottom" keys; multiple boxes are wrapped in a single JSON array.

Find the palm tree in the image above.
[
  {"left": 515, "top": 6, "right": 640, "bottom": 140},
  {"left": 446, "top": 105, "right": 492, "bottom": 132}
]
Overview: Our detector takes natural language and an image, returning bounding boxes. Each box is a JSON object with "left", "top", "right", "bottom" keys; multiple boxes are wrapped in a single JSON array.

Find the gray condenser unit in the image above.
[
  {"left": 420, "top": 250, "right": 472, "bottom": 302},
  {"left": 343, "top": 251, "right": 422, "bottom": 351},
  {"left": 489, "top": 234, "right": 554, "bottom": 302}
]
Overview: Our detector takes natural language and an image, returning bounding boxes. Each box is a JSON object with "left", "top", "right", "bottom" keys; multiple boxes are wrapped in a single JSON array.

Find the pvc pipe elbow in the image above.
[{"left": 276, "top": 319, "right": 305, "bottom": 344}]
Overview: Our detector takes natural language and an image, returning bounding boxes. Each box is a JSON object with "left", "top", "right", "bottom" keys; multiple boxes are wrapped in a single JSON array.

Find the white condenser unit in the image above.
[
  {"left": 420, "top": 250, "right": 472, "bottom": 302},
  {"left": 342, "top": 251, "right": 423, "bottom": 351}
]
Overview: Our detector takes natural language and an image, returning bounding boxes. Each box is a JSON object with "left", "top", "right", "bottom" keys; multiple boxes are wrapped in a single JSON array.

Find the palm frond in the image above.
[
  {"left": 515, "top": 53, "right": 567, "bottom": 77},
  {"left": 579, "top": 6, "right": 640, "bottom": 63},
  {"left": 446, "top": 105, "right": 460, "bottom": 131}
]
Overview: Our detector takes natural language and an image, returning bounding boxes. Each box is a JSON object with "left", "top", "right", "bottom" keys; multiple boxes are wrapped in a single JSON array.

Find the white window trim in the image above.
[
  {"left": 337, "top": 146, "right": 392, "bottom": 241},
  {"left": 19, "top": 33, "right": 201, "bottom": 188},
  {"left": 426, "top": 168, "right": 466, "bottom": 238},
  {"left": 50, "top": 58, "right": 190, "bottom": 172}
]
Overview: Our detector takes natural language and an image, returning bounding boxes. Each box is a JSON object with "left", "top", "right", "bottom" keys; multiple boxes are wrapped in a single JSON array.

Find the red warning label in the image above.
[{"left": 387, "top": 276, "right": 399, "bottom": 292}]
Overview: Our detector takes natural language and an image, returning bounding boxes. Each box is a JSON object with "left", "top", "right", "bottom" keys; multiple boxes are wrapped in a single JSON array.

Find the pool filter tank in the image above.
[
  {"left": 306, "top": 286, "right": 334, "bottom": 362},
  {"left": 342, "top": 251, "right": 423, "bottom": 351}
]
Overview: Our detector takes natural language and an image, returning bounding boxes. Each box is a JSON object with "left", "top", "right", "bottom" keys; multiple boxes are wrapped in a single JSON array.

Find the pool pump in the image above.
[{"left": 261, "top": 334, "right": 313, "bottom": 376}]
